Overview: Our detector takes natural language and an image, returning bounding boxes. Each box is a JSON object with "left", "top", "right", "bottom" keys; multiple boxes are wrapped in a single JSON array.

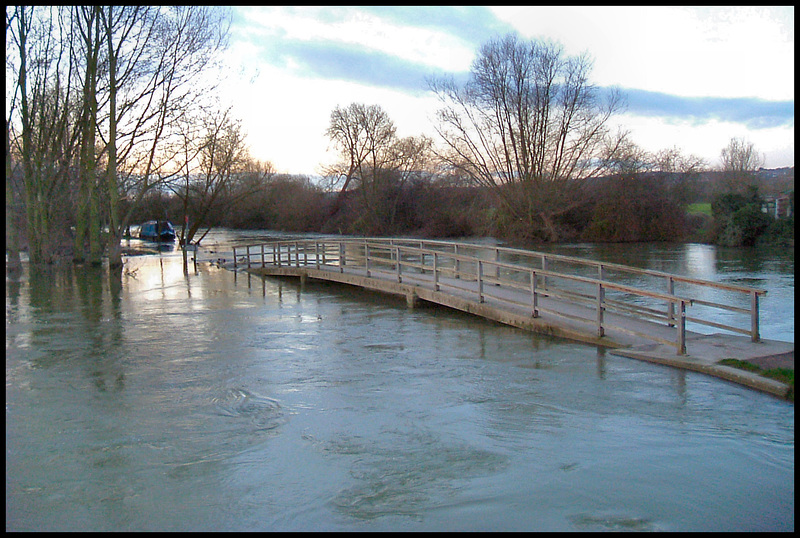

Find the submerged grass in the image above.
[{"left": 718, "top": 358, "right": 794, "bottom": 401}]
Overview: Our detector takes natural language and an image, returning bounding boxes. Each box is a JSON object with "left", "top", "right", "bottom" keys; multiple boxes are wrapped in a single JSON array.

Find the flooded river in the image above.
[{"left": 6, "top": 232, "right": 794, "bottom": 531}]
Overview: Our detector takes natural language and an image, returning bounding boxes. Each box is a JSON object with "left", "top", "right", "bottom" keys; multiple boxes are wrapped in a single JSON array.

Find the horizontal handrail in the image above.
[{"left": 234, "top": 238, "right": 767, "bottom": 354}]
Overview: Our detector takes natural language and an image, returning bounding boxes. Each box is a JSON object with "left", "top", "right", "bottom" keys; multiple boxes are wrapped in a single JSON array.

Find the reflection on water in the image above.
[{"left": 6, "top": 239, "right": 794, "bottom": 531}]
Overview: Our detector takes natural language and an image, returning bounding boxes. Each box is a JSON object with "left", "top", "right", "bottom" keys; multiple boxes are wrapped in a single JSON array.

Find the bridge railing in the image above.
[
  {"left": 375, "top": 238, "right": 767, "bottom": 343},
  {"left": 233, "top": 238, "right": 766, "bottom": 355}
]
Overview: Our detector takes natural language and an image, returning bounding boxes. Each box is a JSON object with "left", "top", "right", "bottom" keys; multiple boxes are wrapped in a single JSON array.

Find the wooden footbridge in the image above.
[{"left": 229, "top": 238, "right": 793, "bottom": 398}]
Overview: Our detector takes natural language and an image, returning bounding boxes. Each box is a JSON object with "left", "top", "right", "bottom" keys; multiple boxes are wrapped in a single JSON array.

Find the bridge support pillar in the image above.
[{"left": 406, "top": 291, "right": 420, "bottom": 309}]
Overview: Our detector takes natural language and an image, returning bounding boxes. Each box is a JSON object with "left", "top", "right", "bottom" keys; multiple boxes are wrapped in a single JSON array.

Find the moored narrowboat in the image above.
[{"left": 138, "top": 220, "right": 176, "bottom": 242}]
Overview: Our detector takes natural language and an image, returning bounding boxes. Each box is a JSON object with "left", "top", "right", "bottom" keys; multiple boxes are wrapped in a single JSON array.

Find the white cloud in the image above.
[
  {"left": 220, "top": 6, "right": 793, "bottom": 174},
  {"left": 619, "top": 114, "right": 795, "bottom": 169},
  {"left": 236, "top": 6, "right": 475, "bottom": 72},
  {"left": 490, "top": 6, "right": 794, "bottom": 100}
]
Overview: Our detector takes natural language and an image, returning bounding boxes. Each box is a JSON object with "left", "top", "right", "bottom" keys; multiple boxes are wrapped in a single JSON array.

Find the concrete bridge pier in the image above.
[{"left": 406, "top": 290, "right": 420, "bottom": 308}]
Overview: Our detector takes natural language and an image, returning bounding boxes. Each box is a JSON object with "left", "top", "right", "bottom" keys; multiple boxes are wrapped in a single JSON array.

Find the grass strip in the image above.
[{"left": 718, "top": 358, "right": 794, "bottom": 401}]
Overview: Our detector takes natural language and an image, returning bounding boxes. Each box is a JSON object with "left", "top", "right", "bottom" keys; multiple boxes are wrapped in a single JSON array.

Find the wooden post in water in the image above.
[
  {"left": 751, "top": 291, "right": 760, "bottom": 342},
  {"left": 433, "top": 252, "right": 440, "bottom": 291},
  {"left": 542, "top": 256, "right": 548, "bottom": 294},
  {"left": 666, "top": 276, "right": 675, "bottom": 327},
  {"left": 596, "top": 282, "right": 605, "bottom": 337},
  {"left": 478, "top": 261, "right": 485, "bottom": 303},
  {"left": 396, "top": 246, "right": 402, "bottom": 283},
  {"left": 677, "top": 300, "right": 687, "bottom": 355}
]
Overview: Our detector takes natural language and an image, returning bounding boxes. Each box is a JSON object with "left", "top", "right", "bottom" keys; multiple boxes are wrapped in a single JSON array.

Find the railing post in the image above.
[
  {"left": 542, "top": 256, "right": 548, "bottom": 293},
  {"left": 246, "top": 245, "right": 251, "bottom": 269},
  {"left": 530, "top": 269, "right": 538, "bottom": 318},
  {"left": 455, "top": 244, "right": 460, "bottom": 279},
  {"left": 478, "top": 260, "right": 485, "bottom": 303},
  {"left": 494, "top": 248, "right": 500, "bottom": 282},
  {"left": 396, "top": 246, "right": 402, "bottom": 283},
  {"left": 751, "top": 291, "right": 760, "bottom": 342},
  {"left": 434, "top": 252, "right": 439, "bottom": 291},
  {"left": 261, "top": 244, "right": 265, "bottom": 268},
  {"left": 596, "top": 282, "right": 605, "bottom": 337},
  {"left": 365, "top": 242, "right": 371, "bottom": 277},
  {"left": 339, "top": 243, "right": 345, "bottom": 273},
  {"left": 677, "top": 300, "right": 687, "bottom": 355},
  {"left": 233, "top": 246, "right": 237, "bottom": 269},
  {"left": 274, "top": 244, "right": 279, "bottom": 266},
  {"left": 666, "top": 276, "right": 675, "bottom": 327},
  {"left": 294, "top": 241, "right": 300, "bottom": 267}
]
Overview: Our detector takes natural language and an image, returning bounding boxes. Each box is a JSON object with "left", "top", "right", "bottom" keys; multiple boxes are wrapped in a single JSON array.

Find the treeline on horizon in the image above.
[
  {"left": 122, "top": 166, "right": 794, "bottom": 250},
  {"left": 5, "top": 7, "right": 793, "bottom": 271}
]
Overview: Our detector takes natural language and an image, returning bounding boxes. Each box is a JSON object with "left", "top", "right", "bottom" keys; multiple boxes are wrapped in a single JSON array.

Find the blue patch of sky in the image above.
[
  {"left": 358, "top": 6, "right": 514, "bottom": 48},
  {"left": 618, "top": 88, "right": 794, "bottom": 129},
  {"left": 259, "top": 38, "right": 471, "bottom": 94}
]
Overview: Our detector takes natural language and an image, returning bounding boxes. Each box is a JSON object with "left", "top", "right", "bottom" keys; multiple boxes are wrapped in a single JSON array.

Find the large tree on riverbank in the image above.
[{"left": 429, "top": 33, "right": 626, "bottom": 241}]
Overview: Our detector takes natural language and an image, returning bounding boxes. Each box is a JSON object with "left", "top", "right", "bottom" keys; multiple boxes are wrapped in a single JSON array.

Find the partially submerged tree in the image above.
[
  {"left": 171, "top": 108, "right": 262, "bottom": 253},
  {"left": 100, "top": 6, "right": 230, "bottom": 269},
  {"left": 429, "top": 33, "right": 625, "bottom": 241},
  {"left": 6, "top": 5, "right": 231, "bottom": 269},
  {"left": 7, "top": 6, "right": 83, "bottom": 264}
]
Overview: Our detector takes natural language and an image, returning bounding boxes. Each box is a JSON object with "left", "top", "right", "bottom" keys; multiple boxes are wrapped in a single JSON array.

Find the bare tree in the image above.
[
  {"left": 72, "top": 5, "right": 103, "bottom": 264},
  {"left": 324, "top": 103, "right": 396, "bottom": 214},
  {"left": 719, "top": 137, "right": 764, "bottom": 194},
  {"left": 170, "top": 107, "right": 266, "bottom": 268},
  {"left": 99, "top": 6, "right": 230, "bottom": 269},
  {"left": 324, "top": 102, "right": 434, "bottom": 234},
  {"left": 7, "top": 6, "right": 82, "bottom": 264},
  {"left": 429, "top": 34, "right": 625, "bottom": 241}
]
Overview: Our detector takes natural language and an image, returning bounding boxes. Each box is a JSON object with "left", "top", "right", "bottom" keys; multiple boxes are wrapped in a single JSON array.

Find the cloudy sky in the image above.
[{"left": 217, "top": 6, "right": 794, "bottom": 177}]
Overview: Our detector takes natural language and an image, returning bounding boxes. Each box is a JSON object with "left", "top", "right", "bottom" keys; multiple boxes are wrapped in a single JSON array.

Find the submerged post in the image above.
[
  {"left": 596, "top": 282, "right": 605, "bottom": 337},
  {"left": 666, "top": 276, "right": 675, "bottom": 327},
  {"left": 433, "top": 252, "right": 439, "bottom": 291},
  {"left": 530, "top": 269, "right": 538, "bottom": 318},
  {"left": 478, "top": 261, "right": 485, "bottom": 303},
  {"left": 396, "top": 246, "right": 402, "bottom": 283},
  {"left": 751, "top": 291, "right": 760, "bottom": 342},
  {"left": 677, "top": 300, "right": 687, "bottom": 355}
]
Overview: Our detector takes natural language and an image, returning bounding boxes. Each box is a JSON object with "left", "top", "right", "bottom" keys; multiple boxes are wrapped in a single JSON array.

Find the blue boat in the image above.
[{"left": 138, "top": 220, "right": 176, "bottom": 242}]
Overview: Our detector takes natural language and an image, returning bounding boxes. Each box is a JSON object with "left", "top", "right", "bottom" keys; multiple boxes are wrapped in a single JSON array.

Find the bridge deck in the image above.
[{"left": 212, "top": 239, "right": 793, "bottom": 399}]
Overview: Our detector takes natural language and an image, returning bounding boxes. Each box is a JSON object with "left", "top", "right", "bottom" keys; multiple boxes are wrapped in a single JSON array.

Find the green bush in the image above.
[{"left": 710, "top": 190, "right": 773, "bottom": 247}]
